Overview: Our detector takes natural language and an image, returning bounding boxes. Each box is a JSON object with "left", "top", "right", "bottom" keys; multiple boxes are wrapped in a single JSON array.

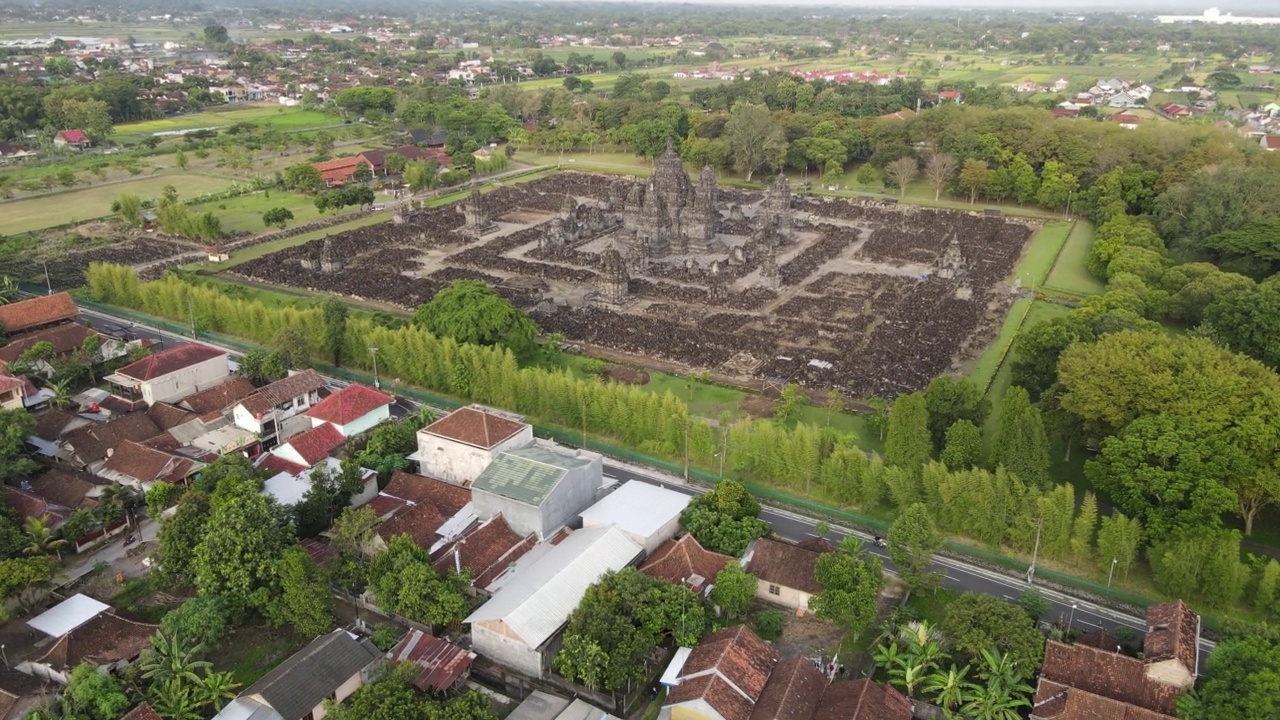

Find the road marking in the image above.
[
  {"left": 1079, "top": 620, "right": 1103, "bottom": 629},
  {"left": 1002, "top": 594, "right": 1016, "bottom": 601},
  {"left": 945, "top": 575, "right": 961, "bottom": 582}
]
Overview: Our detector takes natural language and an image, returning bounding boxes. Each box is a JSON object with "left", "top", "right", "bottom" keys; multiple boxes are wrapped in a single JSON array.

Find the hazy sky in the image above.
[{"left": 571, "top": 0, "right": 1279, "bottom": 12}]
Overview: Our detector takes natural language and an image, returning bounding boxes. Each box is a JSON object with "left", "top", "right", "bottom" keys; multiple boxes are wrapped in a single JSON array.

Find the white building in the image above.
[
  {"left": 409, "top": 406, "right": 533, "bottom": 486},
  {"left": 105, "top": 344, "right": 230, "bottom": 406},
  {"left": 465, "top": 526, "right": 643, "bottom": 677},
  {"left": 231, "top": 369, "right": 326, "bottom": 449},
  {"left": 472, "top": 443, "right": 602, "bottom": 540},
  {"left": 579, "top": 481, "right": 690, "bottom": 555},
  {"left": 303, "top": 383, "right": 394, "bottom": 437}
]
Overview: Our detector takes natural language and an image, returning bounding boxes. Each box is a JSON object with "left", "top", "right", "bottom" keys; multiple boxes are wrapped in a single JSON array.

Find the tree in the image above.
[
  {"left": 1205, "top": 282, "right": 1280, "bottom": 371},
  {"left": 679, "top": 497, "right": 768, "bottom": 556},
  {"left": 266, "top": 546, "right": 335, "bottom": 637},
  {"left": 1149, "top": 529, "right": 1247, "bottom": 609},
  {"left": 368, "top": 534, "right": 470, "bottom": 628},
  {"left": 192, "top": 474, "right": 293, "bottom": 612},
  {"left": 1085, "top": 415, "right": 1242, "bottom": 543},
  {"left": 811, "top": 548, "right": 884, "bottom": 634},
  {"left": 888, "top": 503, "right": 943, "bottom": 592},
  {"left": 1017, "top": 589, "right": 1050, "bottom": 622},
  {"left": 1087, "top": 216, "right": 1166, "bottom": 278},
  {"left": 62, "top": 663, "right": 130, "bottom": 720},
  {"left": 941, "top": 594, "right": 1044, "bottom": 680},
  {"left": 161, "top": 595, "right": 231, "bottom": 648},
  {"left": 725, "top": 102, "right": 786, "bottom": 182},
  {"left": 282, "top": 163, "right": 324, "bottom": 194},
  {"left": 0, "top": 556, "right": 55, "bottom": 621},
  {"left": 1070, "top": 492, "right": 1098, "bottom": 564},
  {"left": 924, "top": 153, "right": 958, "bottom": 201},
  {"left": 1177, "top": 632, "right": 1280, "bottom": 720},
  {"left": 157, "top": 489, "right": 210, "bottom": 587},
  {"left": 773, "top": 383, "right": 810, "bottom": 423},
  {"left": 1035, "top": 160, "right": 1078, "bottom": 211},
  {"left": 23, "top": 517, "right": 66, "bottom": 560},
  {"left": 262, "top": 207, "right": 294, "bottom": 229},
  {"left": 351, "top": 160, "right": 373, "bottom": 184},
  {"left": 197, "top": 671, "right": 240, "bottom": 715},
  {"left": 988, "top": 386, "right": 1050, "bottom": 489},
  {"left": 57, "top": 98, "right": 114, "bottom": 141},
  {"left": 414, "top": 280, "right": 538, "bottom": 357},
  {"left": 1258, "top": 560, "right": 1280, "bottom": 615},
  {"left": 958, "top": 158, "right": 989, "bottom": 204},
  {"left": 1095, "top": 511, "right": 1143, "bottom": 582},
  {"left": 885, "top": 392, "right": 931, "bottom": 474},
  {"left": 140, "top": 629, "right": 211, "bottom": 687},
  {"left": 923, "top": 376, "right": 989, "bottom": 450},
  {"left": 0, "top": 408, "right": 37, "bottom": 481},
  {"left": 320, "top": 298, "right": 348, "bottom": 367},
  {"left": 175, "top": 148, "right": 188, "bottom": 170},
  {"left": 940, "top": 419, "right": 983, "bottom": 470},
  {"left": 312, "top": 130, "right": 335, "bottom": 158},
  {"left": 884, "top": 156, "right": 919, "bottom": 197},
  {"left": 710, "top": 562, "right": 757, "bottom": 620},
  {"left": 1008, "top": 153, "right": 1038, "bottom": 206}
]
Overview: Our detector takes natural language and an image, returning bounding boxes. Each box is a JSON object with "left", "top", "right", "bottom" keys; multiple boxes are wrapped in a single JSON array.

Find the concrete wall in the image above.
[
  {"left": 472, "top": 491, "right": 542, "bottom": 540},
  {"left": 326, "top": 404, "right": 392, "bottom": 438},
  {"left": 668, "top": 699, "right": 726, "bottom": 720},
  {"left": 349, "top": 473, "right": 379, "bottom": 508},
  {"left": 472, "top": 454, "right": 602, "bottom": 539},
  {"left": 273, "top": 443, "right": 310, "bottom": 468},
  {"left": 755, "top": 579, "right": 811, "bottom": 611},
  {"left": 417, "top": 425, "right": 533, "bottom": 485},
  {"left": 473, "top": 620, "right": 545, "bottom": 678},
  {"left": 141, "top": 355, "right": 230, "bottom": 405},
  {"left": 586, "top": 512, "right": 681, "bottom": 555}
]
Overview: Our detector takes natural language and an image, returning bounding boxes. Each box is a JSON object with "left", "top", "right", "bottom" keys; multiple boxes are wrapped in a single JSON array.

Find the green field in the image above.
[
  {"left": 208, "top": 210, "right": 393, "bottom": 271},
  {"left": 1017, "top": 222, "right": 1073, "bottom": 290},
  {"left": 114, "top": 105, "right": 338, "bottom": 141},
  {"left": 0, "top": 172, "right": 232, "bottom": 235},
  {"left": 189, "top": 189, "right": 327, "bottom": 233},
  {"left": 1043, "top": 220, "right": 1103, "bottom": 296}
]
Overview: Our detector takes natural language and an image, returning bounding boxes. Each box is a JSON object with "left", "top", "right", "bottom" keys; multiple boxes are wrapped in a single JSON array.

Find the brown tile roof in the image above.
[
  {"left": 146, "top": 403, "right": 194, "bottom": 432},
  {"left": 63, "top": 412, "right": 162, "bottom": 465},
  {"left": 383, "top": 471, "right": 472, "bottom": 513},
  {"left": 814, "top": 679, "right": 912, "bottom": 720},
  {"left": 0, "top": 372, "right": 26, "bottom": 396},
  {"left": 0, "top": 667, "right": 48, "bottom": 719},
  {"left": 1036, "top": 641, "right": 1183, "bottom": 716},
  {"left": 367, "top": 493, "right": 408, "bottom": 519},
  {"left": 1143, "top": 601, "right": 1198, "bottom": 673},
  {"left": 378, "top": 503, "right": 451, "bottom": 547},
  {"left": 433, "top": 513, "right": 536, "bottom": 587},
  {"left": 24, "top": 469, "right": 101, "bottom": 510},
  {"left": 424, "top": 406, "right": 527, "bottom": 449},
  {"left": 32, "top": 409, "right": 83, "bottom": 442},
  {"left": 114, "top": 343, "right": 226, "bottom": 381},
  {"left": 0, "top": 484, "right": 69, "bottom": 525},
  {"left": 283, "top": 422, "right": 346, "bottom": 466},
  {"left": 257, "top": 453, "right": 310, "bottom": 477},
  {"left": 0, "top": 323, "right": 96, "bottom": 363},
  {"left": 747, "top": 538, "right": 826, "bottom": 594},
  {"left": 750, "top": 658, "right": 828, "bottom": 720},
  {"left": 304, "top": 383, "right": 393, "bottom": 426},
  {"left": 239, "top": 392, "right": 273, "bottom": 417},
  {"left": 180, "top": 376, "right": 257, "bottom": 417},
  {"left": 120, "top": 703, "right": 164, "bottom": 720},
  {"left": 640, "top": 534, "right": 735, "bottom": 587},
  {"left": 1031, "top": 680, "right": 1172, "bottom": 720},
  {"left": 667, "top": 625, "right": 779, "bottom": 720},
  {"left": 0, "top": 292, "right": 78, "bottom": 335},
  {"left": 257, "top": 369, "right": 325, "bottom": 407},
  {"left": 34, "top": 612, "right": 157, "bottom": 670},
  {"left": 102, "top": 441, "right": 194, "bottom": 484}
]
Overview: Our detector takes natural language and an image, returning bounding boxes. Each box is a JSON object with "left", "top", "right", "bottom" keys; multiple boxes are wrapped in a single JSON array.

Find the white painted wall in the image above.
[
  {"left": 415, "top": 425, "right": 532, "bottom": 485},
  {"left": 141, "top": 355, "right": 230, "bottom": 405},
  {"left": 754, "top": 579, "right": 811, "bottom": 611}
]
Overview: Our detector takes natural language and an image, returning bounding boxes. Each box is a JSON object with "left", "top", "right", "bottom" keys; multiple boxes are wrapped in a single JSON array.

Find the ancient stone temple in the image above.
[
  {"left": 622, "top": 138, "right": 697, "bottom": 257},
  {"left": 757, "top": 172, "right": 793, "bottom": 238},
  {"left": 684, "top": 164, "right": 720, "bottom": 253},
  {"left": 319, "top": 236, "right": 343, "bottom": 273},
  {"left": 597, "top": 247, "right": 631, "bottom": 304},
  {"left": 936, "top": 235, "right": 967, "bottom": 279},
  {"left": 462, "top": 183, "right": 496, "bottom": 237}
]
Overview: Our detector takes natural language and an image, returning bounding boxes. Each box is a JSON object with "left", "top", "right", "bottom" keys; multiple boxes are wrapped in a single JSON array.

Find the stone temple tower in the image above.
[
  {"left": 598, "top": 247, "right": 631, "bottom": 304},
  {"left": 757, "top": 172, "right": 793, "bottom": 239},
  {"left": 462, "top": 182, "right": 496, "bottom": 238},
  {"left": 684, "top": 164, "right": 719, "bottom": 253}
]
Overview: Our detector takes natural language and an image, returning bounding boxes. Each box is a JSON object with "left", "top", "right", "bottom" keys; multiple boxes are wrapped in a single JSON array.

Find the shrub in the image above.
[{"left": 754, "top": 609, "right": 784, "bottom": 640}]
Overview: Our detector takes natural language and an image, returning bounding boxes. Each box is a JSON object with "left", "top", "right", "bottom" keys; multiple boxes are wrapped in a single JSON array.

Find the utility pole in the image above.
[
  {"left": 187, "top": 297, "right": 197, "bottom": 338},
  {"left": 1026, "top": 516, "right": 1043, "bottom": 585},
  {"left": 683, "top": 420, "right": 690, "bottom": 482},
  {"left": 719, "top": 421, "right": 730, "bottom": 478},
  {"left": 1064, "top": 190, "right": 1073, "bottom": 221},
  {"left": 368, "top": 346, "right": 380, "bottom": 389},
  {"left": 1107, "top": 557, "right": 1118, "bottom": 588},
  {"left": 42, "top": 261, "right": 52, "bottom": 295}
]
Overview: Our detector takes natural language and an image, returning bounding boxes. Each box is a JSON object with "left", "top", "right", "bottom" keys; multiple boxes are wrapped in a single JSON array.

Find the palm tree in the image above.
[
  {"left": 922, "top": 665, "right": 970, "bottom": 715},
  {"left": 23, "top": 517, "right": 67, "bottom": 560},
  {"left": 141, "top": 630, "right": 212, "bottom": 686},
  {"left": 96, "top": 483, "right": 135, "bottom": 526},
  {"left": 197, "top": 670, "right": 240, "bottom": 713},
  {"left": 975, "top": 647, "right": 1024, "bottom": 692},
  {"left": 149, "top": 678, "right": 204, "bottom": 720},
  {"left": 0, "top": 276, "right": 19, "bottom": 304},
  {"left": 46, "top": 378, "right": 73, "bottom": 410},
  {"left": 412, "top": 405, "right": 437, "bottom": 428}
]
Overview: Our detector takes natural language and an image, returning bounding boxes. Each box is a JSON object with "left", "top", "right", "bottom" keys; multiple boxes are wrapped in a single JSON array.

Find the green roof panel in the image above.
[{"left": 473, "top": 447, "right": 591, "bottom": 506}]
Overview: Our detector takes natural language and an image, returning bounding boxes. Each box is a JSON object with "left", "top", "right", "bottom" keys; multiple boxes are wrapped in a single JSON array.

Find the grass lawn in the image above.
[
  {"left": 1017, "top": 222, "right": 1072, "bottom": 290},
  {"left": 903, "top": 587, "right": 961, "bottom": 626},
  {"left": 0, "top": 172, "right": 232, "bottom": 235},
  {"left": 210, "top": 624, "right": 309, "bottom": 686},
  {"left": 190, "top": 189, "right": 325, "bottom": 233},
  {"left": 1043, "top": 220, "right": 1104, "bottom": 297},
  {"left": 114, "top": 105, "right": 337, "bottom": 141},
  {"left": 968, "top": 298, "right": 1033, "bottom": 394},
  {"left": 207, "top": 211, "right": 392, "bottom": 271}
]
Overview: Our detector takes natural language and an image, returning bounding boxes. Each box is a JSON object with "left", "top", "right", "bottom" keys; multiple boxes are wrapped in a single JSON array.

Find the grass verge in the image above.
[{"left": 1043, "top": 220, "right": 1103, "bottom": 297}]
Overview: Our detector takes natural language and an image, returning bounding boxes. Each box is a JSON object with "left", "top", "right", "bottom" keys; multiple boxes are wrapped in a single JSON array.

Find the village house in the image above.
[
  {"left": 104, "top": 343, "right": 231, "bottom": 406},
  {"left": 745, "top": 538, "right": 829, "bottom": 611},
  {"left": 579, "top": 480, "right": 690, "bottom": 555},
  {"left": 471, "top": 444, "right": 603, "bottom": 540},
  {"left": 179, "top": 376, "right": 258, "bottom": 420},
  {"left": 266, "top": 421, "right": 346, "bottom": 470},
  {"left": 19, "top": 595, "right": 157, "bottom": 684},
  {"left": 661, "top": 624, "right": 778, "bottom": 720},
  {"left": 432, "top": 513, "right": 536, "bottom": 590},
  {"left": 1030, "top": 600, "right": 1200, "bottom": 719},
  {"left": 261, "top": 455, "right": 378, "bottom": 508},
  {"left": 0, "top": 373, "right": 25, "bottom": 410},
  {"left": 57, "top": 411, "right": 166, "bottom": 472},
  {"left": 640, "top": 534, "right": 735, "bottom": 590},
  {"left": 302, "top": 382, "right": 394, "bottom": 437},
  {"left": 0, "top": 292, "right": 79, "bottom": 338},
  {"left": 465, "top": 525, "right": 643, "bottom": 677},
  {"left": 230, "top": 369, "right": 327, "bottom": 449},
  {"left": 313, "top": 145, "right": 449, "bottom": 186},
  {"left": 52, "top": 130, "right": 91, "bottom": 150},
  {"left": 370, "top": 470, "right": 476, "bottom": 553},
  {"left": 1262, "top": 135, "right": 1280, "bottom": 151},
  {"left": 98, "top": 440, "right": 202, "bottom": 489},
  {"left": 212, "top": 630, "right": 383, "bottom": 720},
  {"left": 387, "top": 629, "right": 476, "bottom": 694},
  {"left": 409, "top": 405, "right": 533, "bottom": 486}
]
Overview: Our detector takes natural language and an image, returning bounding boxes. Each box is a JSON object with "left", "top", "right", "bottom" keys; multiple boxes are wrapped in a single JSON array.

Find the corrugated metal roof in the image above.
[
  {"left": 580, "top": 481, "right": 690, "bottom": 538},
  {"left": 472, "top": 447, "right": 592, "bottom": 507},
  {"left": 28, "top": 594, "right": 108, "bottom": 637},
  {"left": 465, "top": 526, "right": 642, "bottom": 649}
]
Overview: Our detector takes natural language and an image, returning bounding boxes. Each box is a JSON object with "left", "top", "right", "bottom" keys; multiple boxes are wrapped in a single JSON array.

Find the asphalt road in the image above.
[{"left": 78, "top": 307, "right": 1216, "bottom": 670}]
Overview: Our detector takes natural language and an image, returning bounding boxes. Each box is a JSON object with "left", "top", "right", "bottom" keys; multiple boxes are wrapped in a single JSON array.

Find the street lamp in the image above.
[
  {"left": 1026, "top": 516, "right": 1043, "bottom": 584},
  {"left": 1069, "top": 604, "right": 1078, "bottom": 631},
  {"left": 1107, "top": 557, "right": 1118, "bottom": 588},
  {"left": 1, "top": 643, "right": 7, "bottom": 670},
  {"left": 368, "top": 346, "right": 380, "bottom": 389}
]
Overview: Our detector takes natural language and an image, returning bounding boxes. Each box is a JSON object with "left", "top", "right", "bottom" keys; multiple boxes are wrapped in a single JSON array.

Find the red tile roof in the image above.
[
  {"left": 0, "top": 292, "right": 79, "bottom": 335},
  {"left": 0, "top": 484, "right": 69, "bottom": 525},
  {"left": 367, "top": 493, "right": 408, "bottom": 519},
  {"left": 120, "top": 703, "right": 164, "bottom": 720},
  {"left": 102, "top": 440, "right": 195, "bottom": 484},
  {"left": 1113, "top": 114, "right": 1140, "bottom": 124},
  {"left": 389, "top": 629, "right": 474, "bottom": 693},
  {"left": 667, "top": 625, "right": 779, "bottom": 720},
  {"left": 304, "top": 383, "right": 393, "bottom": 426},
  {"left": 424, "top": 406, "right": 527, "bottom": 449},
  {"left": 114, "top": 344, "right": 226, "bottom": 381},
  {"left": 0, "top": 323, "right": 97, "bottom": 364},
  {"left": 383, "top": 471, "right": 471, "bottom": 513},
  {"left": 640, "top": 534, "right": 734, "bottom": 587},
  {"left": 257, "top": 369, "right": 326, "bottom": 407},
  {"left": 1264, "top": 135, "right": 1280, "bottom": 150},
  {"left": 282, "top": 422, "right": 346, "bottom": 466},
  {"left": 0, "top": 373, "right": 26, "bottom": 395},
  {"left": 1143, "top": 601, "right": 1199, "bottom": 673},
  {"left": 1035, "top": 641, "right": 1182, "bottom": 717},
  {"left": 747, "top": 538, "right": 826, "bottom": 594},
  {"left": 257, "top": 453, "right": 310, "bottom": 477},
  {"left": 180, "top": 376, "right": 257, "bottom": 417},
  {"left": 24, "top": 469, "right": 100, "bottom": 510},
  {"left": 34, "top": 612, "right": 157, "bottom": 670},
  {"left": 1032, "top": 680, "right": 1171, "bottom": 720},
  {"left": 56, "top": 130, "right": 89, "bottom": 144},
  {"left": 433, "top": 513, "right": 535, "bottom": 587},
  {"left": 63, "top": 412, "right": 163, "bottom": 466},
  {"left": 814, "top": 679, "right": 912, "bottom": 720},
  {"left": 750, "top": 658, "right": 828, "bottom": 720}
]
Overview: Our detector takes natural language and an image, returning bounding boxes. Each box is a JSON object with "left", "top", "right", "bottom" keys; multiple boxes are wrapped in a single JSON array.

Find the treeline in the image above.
[{"left": 0, "top": 72, "right": 149, "bottom": 142}]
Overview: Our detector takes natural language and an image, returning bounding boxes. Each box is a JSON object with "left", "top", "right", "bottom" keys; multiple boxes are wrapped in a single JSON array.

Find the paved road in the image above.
[{"left": 77, "top": 307, "right": 1216, "bottom": 670}]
